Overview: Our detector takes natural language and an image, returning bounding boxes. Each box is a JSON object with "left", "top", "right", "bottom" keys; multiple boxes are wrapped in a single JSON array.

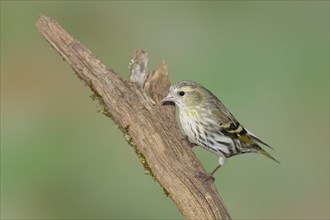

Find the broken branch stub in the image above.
[{"left": 129, "top": 49, "right": 149, "bottom": 88}]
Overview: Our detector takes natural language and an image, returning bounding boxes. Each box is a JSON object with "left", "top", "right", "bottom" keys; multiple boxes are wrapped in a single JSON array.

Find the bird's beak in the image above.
[{"left": 161, "top": 94, "right": 175, "bottom": 105}]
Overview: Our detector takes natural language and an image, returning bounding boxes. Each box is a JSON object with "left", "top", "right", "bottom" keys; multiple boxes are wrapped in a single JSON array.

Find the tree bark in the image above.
[{"left": 36, "top": 15, "right": 231, "bottom": 220}]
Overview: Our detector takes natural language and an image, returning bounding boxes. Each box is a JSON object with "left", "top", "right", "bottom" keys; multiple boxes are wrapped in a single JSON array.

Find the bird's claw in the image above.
[{"left": 197, "top": 172, "right": 215, "bottom": 182}]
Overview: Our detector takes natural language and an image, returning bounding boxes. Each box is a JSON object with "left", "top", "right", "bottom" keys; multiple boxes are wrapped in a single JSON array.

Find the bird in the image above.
[{"left": 161, "top": 80, "right": 279, "bottom": 181}]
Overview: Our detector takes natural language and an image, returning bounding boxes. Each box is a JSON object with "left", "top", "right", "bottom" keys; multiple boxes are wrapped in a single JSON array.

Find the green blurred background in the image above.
[{"left": 1, "top": 1, "right": 329, "bottom": 219}]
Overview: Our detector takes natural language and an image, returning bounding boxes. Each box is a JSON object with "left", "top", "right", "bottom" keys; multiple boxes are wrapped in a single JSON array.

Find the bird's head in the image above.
[{"left": 161, "top": 80, "right": 212, "bottom": 109}]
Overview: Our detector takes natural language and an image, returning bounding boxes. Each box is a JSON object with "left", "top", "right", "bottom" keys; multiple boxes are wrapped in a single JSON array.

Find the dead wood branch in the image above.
[{"left": 36, "top": 14, "right": 231, "bottom": 220}]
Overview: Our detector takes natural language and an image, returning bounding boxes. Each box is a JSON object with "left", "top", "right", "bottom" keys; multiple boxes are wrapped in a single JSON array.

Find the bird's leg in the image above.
[
  {"left": 180, "top": 135, "right": 196, "bottom": 148},
  {"left": 207, "top": 165, "right": 222, "bottom": 180},
  {"left": 197, "top": 165, "right": 221, "bottom": 182}
]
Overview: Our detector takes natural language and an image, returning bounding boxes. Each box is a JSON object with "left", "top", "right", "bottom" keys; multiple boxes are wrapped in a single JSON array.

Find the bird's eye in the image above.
[{"left": 178, "top": 91, "right": 185, "bottom": 96}]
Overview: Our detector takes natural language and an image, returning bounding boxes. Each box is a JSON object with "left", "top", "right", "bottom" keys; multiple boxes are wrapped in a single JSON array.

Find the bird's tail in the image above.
[{"left": 256, "top": 146, "right": 280, "bottom": 163}]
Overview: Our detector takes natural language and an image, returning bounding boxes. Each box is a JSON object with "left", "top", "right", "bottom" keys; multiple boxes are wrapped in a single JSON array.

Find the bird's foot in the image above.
[
  {"left": 197, "top": 172, "right": 215, "bottom": 182},
  {"left": 198, "top": 164, "right": 222, "bottom": 182}
]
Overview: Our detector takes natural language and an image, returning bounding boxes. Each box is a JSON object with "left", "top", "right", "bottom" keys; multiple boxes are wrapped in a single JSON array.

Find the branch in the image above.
[{"left": 36, "top": 15, "right": 231, "bottom": 220}]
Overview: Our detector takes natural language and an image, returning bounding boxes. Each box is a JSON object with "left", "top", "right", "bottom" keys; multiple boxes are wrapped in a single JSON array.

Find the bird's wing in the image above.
[
  {"left": 219, "top": 121, "right": 254, "bottom": 145},
  {"left": 219, "top": 119, "right": 279, "bottom": 162},
  {"left": 211, "top": 100, "right": 261, "bottom": 146},
  {"left": 210, "top": 99, "right": 279, "bottom": 162},
  {"left": 246, "top": 129, "right": 273, "bottom": 149}
]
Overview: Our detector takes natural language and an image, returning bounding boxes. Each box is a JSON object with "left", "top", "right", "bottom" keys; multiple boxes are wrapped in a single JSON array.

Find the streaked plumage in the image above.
[{"left": 161, "top": 80, "right": 278, "bottom": 180}]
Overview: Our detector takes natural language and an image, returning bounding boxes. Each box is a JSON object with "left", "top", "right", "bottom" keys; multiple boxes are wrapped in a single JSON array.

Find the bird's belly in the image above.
[
  {"left": 179, "top": 110, "right": 233, "bottom": 156},
  {"left": 179, "top": 111, "right": 231, "bottom": 156},
  {"left": 179, "top": 111, "right": 198, "bottom": 143}
]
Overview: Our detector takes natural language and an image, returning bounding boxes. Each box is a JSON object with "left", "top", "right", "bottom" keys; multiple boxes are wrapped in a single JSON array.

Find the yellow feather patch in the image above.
[
  {"left": 221, "top": 123, "right": 254, "bottom": 144},
  {"left": 237, "top": 134, "right": 254, "bottom": 144}
]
